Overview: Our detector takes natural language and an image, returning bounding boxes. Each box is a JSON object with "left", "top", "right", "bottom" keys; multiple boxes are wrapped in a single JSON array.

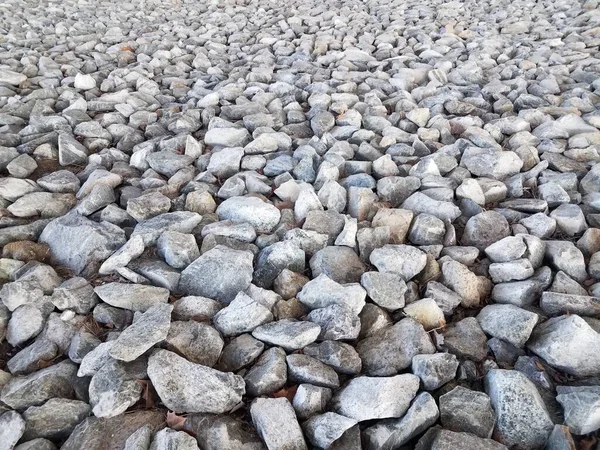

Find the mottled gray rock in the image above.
[
  {"left": 250, "top": 398, "right": 307, "bottom": 450},
  {"left": 357, "top": 317, "right": 435, "bottom": 375},
  {"left": 286, "top": 354, "right": 340, "bottom": 389},
  {"left": 303, "top": 341, "right": 362, "bottom": 375},
  {"left": 477, "top": 304, "right": 539, "bottom": 348},
  {"left": 123, "top": 425, "right": 152, "bottom": 450},
  {"left": 411, "top": 353, "right": 459, "bottom": 390},
  {"left": 0, "top": 411, "right": 25, "bottom": 450},
  {"left": 485, "top": 369, "right": 554, "bottom": 448},
  {"left": 132, "top": 212, "right": 202, "bottom": 245},
  {"left": 251, "top": 319, "right": 320, "bottom": 351},
  {"left": 545, "top": 425, "right": 576, "bottom": 450},
  {"left": 440, "top": 317, "right": 489, "bottom": 361},
  {"left": 331, "top": 374, "right": 420, "bottom": 422},
  {"left": 148, "top": 349, "right": 245, "bottom": 414},
  {"left": 441, "top": 260, "right": 485, "bottom": 307},
  {"left": 109, "top": 303, "right": 172, "bottom": 362},
  {"left": 370, "top": 244, "right": 427, "bottom": 281},
  {"left": 439, "top": 386, "right": 495, "bottom": 438},
  {"left": 216, "top": 196, "right": 281, "bottom": 233},
  {"left": 218, "top": 334, "right": 264, "bottom": 372},
  {"left": 303, "top": 412, "right": 357, "bottom": 449},
  {"left": 402, "top": 192, "right": 461, "bottom": 222},
  {"left": 363, "top": 392, "right": 439, "bottom": 450},
  {"left": 126, "top": 192, "right": 171, "bottom": 222},
  {"left": 253, "top": 241, "right": 305, "bottom": 288},
  {"left": 0, "top": 360, "right": 77, "bottom": 410},
  {"left": 149, "top": 428, "right": 200, "bottom": 450},
  {"left": 94, "top": 283, "right": 169, "bottom": 312},
  {"left": 39, "top": 214, "right": 126, "bottom": 274},
  {"left": 244, "top": 347, "right": 287, "bottom": 397},
  {"left": 361, "top": 271, "right": 407, "bottom": 311},
  {"left": 51, "top": 277, "right": 98, "bottom": 314},
  {"left": 179, "top": 245, "right": 254, "bottom": 302},
  {"left": 528, "top": 315, "right": 600, "bottom": 377},
  {"left": 462, "top": 211, "right": 511, "bottom": 250},
  {"left": 297, "top": 274, "right": 366, "bottom": 315},
  {"left": 540, "top": 292, "right": 600, "bottom": 317},
  {"left": 306, "top": 304, "right": 360, "bottom": 340},
  {"left": 22, "top": 398, "right": 91, "bottom": 440},
  {"left": 556, "top": 385, "right": 600, "bottom": 435},
  {"left": 309, "top": 246, "right": 366, "bottom": 284},
  {"left": 422, "top": 429, "right": 508, "bottom": 450},
  {"left": 166, "top": 321, "right": 223, "bottom": 367},
  {"left": 545, "top": 241, "right": 588, "bottom": 282},
  {"left": 157, "top": 231, "right": 200, "bottom": 269},
  {"left": 213, "top": 292, "right": 273, "bottom": 336},
  {"left": 182, "top": 414, "right": 265, "bottom": 450}
]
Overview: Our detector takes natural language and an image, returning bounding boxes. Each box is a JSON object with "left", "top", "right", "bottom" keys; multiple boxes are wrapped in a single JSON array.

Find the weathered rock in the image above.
[
  {"left": 485, "top": 369, "right": 554, "bottom": 448},
  {"left": 331, "top": 374, "right": 420, "bottom": 422},
  {"left": 439, "top": 386, "right": 495, "bottom": 438},
  {"left": 251, "top": 319, "right": 320, "bottom": 351},
  {"left": 22, "top": 398, "right": 91, "bottom": 440},
  {"left": 250, "top": 398, "right": 307, "bottom": 450},
  {"left": 94, "top": 283, "right": 169, "bottom": 312},
  {"left": 148, "top": 350, "right": 245, "bottom": 414},
  {"left": 178, "top": 246, "right": 254, "bottom": 302}
]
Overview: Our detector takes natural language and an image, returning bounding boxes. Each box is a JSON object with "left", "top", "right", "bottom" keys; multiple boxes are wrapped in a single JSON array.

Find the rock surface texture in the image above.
[{"left": 0, "top": 0, "right": 599, "bottom": 448}]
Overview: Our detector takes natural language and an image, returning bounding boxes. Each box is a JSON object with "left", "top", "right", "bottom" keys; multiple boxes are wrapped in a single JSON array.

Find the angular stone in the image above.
[
  {"left": 370, "top": 244, "right": 427, "bottom": 281},
  {"left": 94, "top": 283, "right": 169, "bottom": 312},
  {"left": 178, "top": 245, "right": 254, "bottom": 302},
  {"left": 22, "top": 398, "right": 91, "bottom": 440},
  {"left": 110, "top": 303, "right": 172, "bottom": 362},
  {"left": 216, "top": 196, "right": 281, "bottom": 234},
  {"left": 462, "top": 211, "right": 511, "bottom": 250},
  {"left": 357, "top": 318, "right": 435, "bottom": 376},
  {"left": 440, "top": 317, "right": 489, "bottom": 361},
  {"left": 556, "top": 386, "right": 600, "bottom": 435},
  {"left": 363, "top": 392, "right": 439, "bottom": 450},
  {"left": 286, "top": 354, "right": 340, "bottom": 389},
  {"left": 39, "top": 214, "right": 126, "bottom": 274},
  {"left": 213, "top": 292, "right": 273, "bottom": 337},
  {"left": 411, "top": 353, "right": 459, "bottom": 390},
  {"left": 148, "top": 349, "right": 245, "bottom": 414},
  {"left": 303, "top": 341, "right": 362, "bottom": 375},
  {"left": 303, "top": 413, "right": 357, "bottom": 449},
  {"left": 0, "top": 411, "right": 25, "bottom": 450},
  {"left": 331, "top": 374, "right": 420, "bottom": 422},
  {"left": 309, "top": 246, "right": 366, "bottom": 284},
  {"left": 251, "top": 319, "right": 320, "bottom": 351},
  {"left": 528, "top": 315, "right": 600, "bottom": 377},
  {"left": 485, "top": 369, "right": 554, "bottom": 448},
  {"left": 439, "top": 386, "right": 496, "bottom": 438},
  {"left": 250, "top": 398, "right": 307, "bottom": 450},
  {"left": 297, "top": 274, "right": 366, "bottom": 315},
  {"left": 361, "top": 271, "right": 407, "bottom": 311},
  {"left": 477, "top": 304, "right": 539, "bottom": 348}
]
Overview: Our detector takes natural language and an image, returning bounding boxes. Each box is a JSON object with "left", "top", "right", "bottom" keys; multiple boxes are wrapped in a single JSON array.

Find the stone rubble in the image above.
[{"left": 0, "top": 0, "right": 599, "bottom": 448}]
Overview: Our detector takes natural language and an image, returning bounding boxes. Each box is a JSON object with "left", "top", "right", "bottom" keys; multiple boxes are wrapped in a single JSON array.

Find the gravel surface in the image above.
[{"left": 1, "top": 0, "right": 600, "bottom": 448}]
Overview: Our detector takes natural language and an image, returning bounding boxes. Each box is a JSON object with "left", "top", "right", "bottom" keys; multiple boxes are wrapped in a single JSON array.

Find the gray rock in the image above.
[
  {"left": 51, "top": 277, "right": 98, "bottom": 314},
  {"left": 37, "top": 171, "right": 78, "bottom": 194},
  {"left": 306, "top": 304, "right": 360, "bottom": 340},
  {"left": 172, "top": 296, "right": 223, "bottom": 322},
  {"left": 540, "top": 292, "right": 600, "bottom": 317},
  {"left": 8, "top": 338, "right": 58, "bottom": 375},
  {"left": 0, "top": 411, "right": 25, "bottom": 450},
  {"left": 527, "top": 315, "right": 600, "bottom": 377},
  {"left": 357, "top": 317, "right": 435, "bottom": 375},
  {"left": 178, "top": 245, "right": 254, "bottom": 302},
  {"left": 331, "top": 374, "right": 420, "bottom": 422},
  {"left": 477, "top": 304, "right": 539, "bottom": 348},
  {"left": 109, "top": 303, "right": 172, "bottom": 362},
  {"left": 166, "top": 321, "right": 223, "bottom": 367},
  {"left": 440, "top": 317, "right": 489, "bottom": 361},
  {"left": 251, "top": 319, "right": 320, "bottom": 351},
  {"left": 462, "top": 211, "right": 511, "bottom": 250},
  {"left": 157, "top": 231, "right": 200, "bottom": 269},
  {"left": 7, "top": 304, "right": 45, "bottom": 346},
  {"left": 244, "top": 347, "right": 287, "bottom": 397},
  {"left": 58, "top": 133, "right": 89, "bottom": 166},
  {"left": 303, "top": 341, "right": 362, "bottom": 375},
  {"left": 370, "top": 244, "right": 427, "bottom": 281},
  {"left": 309, "top": 246, "right": 366, "bottom": 284},
  {"left": 218, "top": 334, "right": 264, "bottom": 372},
  {"left": 132, "top": 212, "right": 202, "bottom": 245},
  {"left": 422, "top": 429, "right": 508, "bottom": 450},
  {"left": 441, "top": 260, "right": 485, "bottom": 307},
  {"left": 545, "top": 241, "right": 588, "bottom": 282},
  {"left": 39, "top": 214, "right": 126, "bottom": 274},
  {"left": 286, "top": 354, "right": 340, "bottom": 389},
  {"left": 361, "top": 271, "right": 407, "bottom": 311},
  {"left": 148, "top": 349, "right": 245, "bottom": 414},
  {"left": 182, "top": 414, "right": 265, "bottom": 450},
  {"left": 297, "top": 274, "right": 366, "bottom": 315},
  {"left": 402, "top": 192, "right": 461, "bottom": 222},
  {"left": 556, "top": 385, "right": 600, "bottom": 435},
  {"left": 439, "top": 386, "right": 495, "bottom": 438},
  {"left": 22, "top": 398, "right": 91, "bottom": 440},
  {"left": 216, "top": 196, "right": 281, "bottom": 234},
  {"left": 98, "top": 235, "right": 145, "bottom": 275},
  {"left": 545, "top": 425, "right": 576, "bottom": 450},
  {"left": 123, "top": 425, "right": 152, "bottom": 450},
  {"left": 89, "top": 358, "right": 145, "bottom": 418},
  {"left": 253, "top": 241, "right": 305, "bottom": 288},
  {"left": 94, "top": 283, "right": 169, "bottom": 312},
  {"left": 14, "top": 438, "right": 57, "bottom": 450},
  {"left": 485, "top": 369, "right": 554, "bottom": 448},
  {"left": 303, "top": 412, "right": 357, "bottom": 449},
  {"left": 1, "top": 360, "right": 77, "bottom": 410},
  {"left": 149, "top": 428, "right": 199, "bottom": 450},
  {"left": 411, "top": 353, "right": 459, "bottom": 390},
  {"left": 250, "top": 398, "right": 307, "bottom": 450},
  {"left": 363, "top": 392, "right": 439, "bottom": 450},
  {"left": 126, "top": 192, "right": 171, "bottom": 222},
  {"left": 213, "top": 292, "right": 273, "bottom": 337}
]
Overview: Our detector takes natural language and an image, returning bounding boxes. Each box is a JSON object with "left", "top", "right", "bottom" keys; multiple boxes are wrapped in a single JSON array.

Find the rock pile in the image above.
[{"left": 0, "top": 0, "right": 599, "bottom": 448}]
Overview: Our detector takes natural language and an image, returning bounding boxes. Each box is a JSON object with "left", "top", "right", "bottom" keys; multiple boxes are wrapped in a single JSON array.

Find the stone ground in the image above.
[{"left": 0, "top": 0, "right": 600, "bottom": 448}]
